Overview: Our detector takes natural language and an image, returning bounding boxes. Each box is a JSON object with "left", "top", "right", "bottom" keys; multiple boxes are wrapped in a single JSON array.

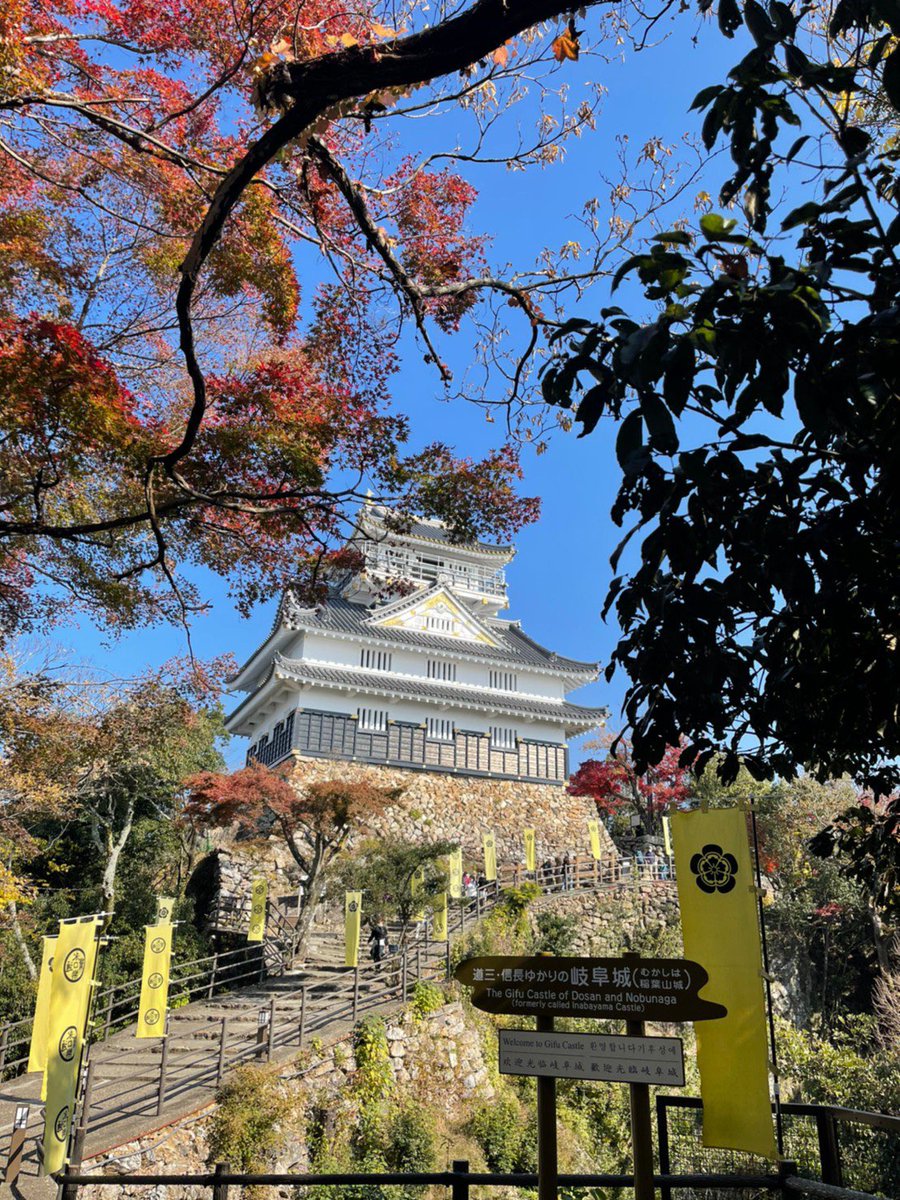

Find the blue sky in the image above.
[{"left": 58, "top": 14, "right": 751, "bottom": 770}]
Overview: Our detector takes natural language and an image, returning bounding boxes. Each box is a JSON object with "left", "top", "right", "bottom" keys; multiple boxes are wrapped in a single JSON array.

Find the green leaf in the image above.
[
  {"left": 575, "top": 381, "right": 611, "bottom": 438},
  {"left": 615, "top": 410, "right": 644, "bottom": 471},
  {"left": 640, "top": 391, "right": 679, "bottom": 454},
  {"left": 781, "top": 200, "right": 822, "bottom": 230},
  {"left": 611, "top": 254, "right": 647, "bottom": 292},
  {"left": 652, "top": 230, "right": 693, "bottom": 245},
  {"left": 718, "top": 0, "right": 742, "bottom": 36},
  {"left": 785, "top": 135, "right": 810, "bottom": 163},
  {"left": 690, "top": 84, "right": 724, "bottom": 111},
  {"left": 699, "top": 213, "right": 738, "bottom": 240}
]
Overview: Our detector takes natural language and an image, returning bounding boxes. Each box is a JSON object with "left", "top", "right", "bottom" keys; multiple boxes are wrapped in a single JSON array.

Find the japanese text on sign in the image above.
[{"left": 455, "top": 954, "right": 726, "bottom": 1021}]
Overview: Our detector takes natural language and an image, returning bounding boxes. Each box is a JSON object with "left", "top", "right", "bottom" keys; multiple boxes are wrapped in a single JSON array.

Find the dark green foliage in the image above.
[
  {"left": 541, "top": 0, "right": 900, "bottom": 798},
  {"left": 534, "top": 911, "right": 579, "bottom": 955},
  {"left": 469, "top": 1093, "right": 537, "bottom": 1173},
  {"left": 331, "top": 837, "right": 456, "bottom": 941},
  {"left": 207, "top": 1064, "right": 291, "bottom": 1174}
]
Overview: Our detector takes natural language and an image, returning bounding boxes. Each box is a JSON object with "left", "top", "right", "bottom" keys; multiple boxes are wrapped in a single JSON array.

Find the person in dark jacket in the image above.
[{"left": 369, "top": 917, "right": 388, "bottom": 964}]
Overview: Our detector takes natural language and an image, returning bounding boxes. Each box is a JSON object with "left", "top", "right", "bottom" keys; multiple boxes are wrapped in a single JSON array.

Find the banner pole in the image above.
[{"left": 749, "top": 800, "right": 784, "bottom": 1158}]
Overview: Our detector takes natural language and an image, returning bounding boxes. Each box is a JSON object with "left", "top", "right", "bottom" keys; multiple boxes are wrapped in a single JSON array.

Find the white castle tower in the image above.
[{"left": 226, "top": 507, "right": 606, "bottom": 790}]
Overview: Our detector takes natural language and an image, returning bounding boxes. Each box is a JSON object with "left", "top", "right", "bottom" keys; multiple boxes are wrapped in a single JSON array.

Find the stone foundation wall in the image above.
[
  {"left": 286, "top": 755, "right": 615, "bottom": 865},
  {"left": 530, "top": 882, "right": 681, "bottom": 955},
  {"left": 79, "top": 1000, "right": 491, "bottom": 1198}
]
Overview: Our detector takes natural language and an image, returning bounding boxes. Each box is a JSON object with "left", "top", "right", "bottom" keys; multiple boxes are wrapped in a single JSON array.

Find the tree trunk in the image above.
[
  {"left": 100, "top": 795, "right": 136, "bottom": 914},
  {"left": 868, "top": 902, "right": 894, "bottom": 974},
  {"left": 7, "top": 901, "right": 37, "bottom": 980},
  {"left": 292, "top": 840, "right": 329, "bottom": 960}
]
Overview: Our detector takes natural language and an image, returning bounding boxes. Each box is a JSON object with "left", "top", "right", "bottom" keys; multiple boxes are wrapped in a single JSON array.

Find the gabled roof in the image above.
[
  {"left": 225, "top": 655, "right": 607, "bottom": 734},
  {"left": 276, "top": 591, "right": 599, "bottom": 677},
  {"left": 363, "top": 583, "right": 505, "bottom": 648}
]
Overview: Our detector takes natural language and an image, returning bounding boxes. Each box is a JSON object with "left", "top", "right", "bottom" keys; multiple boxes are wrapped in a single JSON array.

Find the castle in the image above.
[{"left": 223, "top": 508, "right": 610, "bottom": 861}]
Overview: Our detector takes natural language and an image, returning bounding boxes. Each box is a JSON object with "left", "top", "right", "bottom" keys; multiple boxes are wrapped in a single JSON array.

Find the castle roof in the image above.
[
  {"left": 226, "top": 654, "right": 607, "bottom": 733},
  {"left": 275, "top": 590, "right": 599, "bottom": 677}
]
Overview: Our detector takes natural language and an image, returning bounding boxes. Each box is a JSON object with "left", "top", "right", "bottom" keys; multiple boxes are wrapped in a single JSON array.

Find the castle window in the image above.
[
  {"left": 427, "top": 659, "right": 457, "bottom": 681},
  {"left": 490, "top": 726, "right": 517, "bottom": 750},
  {"left": 426, "top": 614, "right": 454, "bottom": 633},
  {"left": 489, "top": 670, "right": 517, "bottom": 691},
  {"left": 427, "top": 717, "right": 455, "bottom": 741},
  {"left": 358, "top": 707, "right": 388, "bottom": 733},
  {"left": 361, "top": 648, "right": 393, "bottom": 671}
]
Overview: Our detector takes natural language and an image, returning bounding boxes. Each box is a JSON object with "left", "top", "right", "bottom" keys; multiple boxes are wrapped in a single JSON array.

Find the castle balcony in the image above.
[{"left": 362, "top": 545, "right": 507, "bottom": 601}]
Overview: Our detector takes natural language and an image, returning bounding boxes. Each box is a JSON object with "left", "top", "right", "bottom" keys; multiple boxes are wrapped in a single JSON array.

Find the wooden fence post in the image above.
[
  {"left": 156, "top": 1019, "right": 170, "bottom": 1116},
  {"left": 216, "top": 1017, "right": 229, "bottom": 1084},
  {"left": 267, "top": 997, "right": 276, "bottom": 1060},
  {"left": 451, "top": 1159, "right": 470, "bottom": 1200},
  {"left": 3, "top": 1104, "right": 30, "bottom": 1186},
  {"left": 401, "top": 949, "right": 408, "bottom": 1001},
  {"left": 298, "top": 986, "right": 307, "bottom": 1047},
  {"left": 255, "top": 1007, "right": 268, "bottom": 1059},
  {"left": 816, "top": 1109, "right": 843, "bottom": 1187},
  {"left": 70, "top": 1060, "right": 95, "bottom": 1168},
  {"left": 207, "top": 952, "right": 219, "bottom": 1000},
  {"left": 212, "top": 1160, "right": 231, "bottom": 1200}
]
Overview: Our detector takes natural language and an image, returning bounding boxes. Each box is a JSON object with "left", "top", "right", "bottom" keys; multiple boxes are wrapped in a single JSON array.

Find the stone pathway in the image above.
[{"left": 0, "top": 870, "right": 661, "bottom": 1198}]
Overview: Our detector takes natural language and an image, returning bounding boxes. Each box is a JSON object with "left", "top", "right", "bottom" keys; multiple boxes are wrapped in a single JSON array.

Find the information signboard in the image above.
[
  {"left": 499, "top": 1029, "right": 686, "bottom": 1086},
  {"left": 455, "top": 954, "right": 726, "bottom": 1022}
]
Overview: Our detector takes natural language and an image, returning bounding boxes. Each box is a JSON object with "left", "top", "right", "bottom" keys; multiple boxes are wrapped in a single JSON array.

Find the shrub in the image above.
[
  {"left": 409, "top": 980, "right": 445, "bottom": 1021},
  {"left": 535, "top": 911, "right": 579, "bottom": 956},
  {"left": 385, "top": 1101, "right": 438, "bottom": 1172},
  {"left": 353, "top": 1016, "right": 393, "bottom": 1105},
  {"left": 469, "top": 1092, "right": 536, "bottom": 1173},
  {"left": 206, "top": 1065, "right": 290, "bottom": 1175}
]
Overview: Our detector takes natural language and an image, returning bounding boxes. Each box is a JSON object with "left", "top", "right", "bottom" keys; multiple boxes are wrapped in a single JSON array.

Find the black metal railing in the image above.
[
  {"left": 58, "top": 1158, "right": 788, "bottom": 1200},
  {"left": 656, "top": 1096, "right": 900, "bottom": 1200}
]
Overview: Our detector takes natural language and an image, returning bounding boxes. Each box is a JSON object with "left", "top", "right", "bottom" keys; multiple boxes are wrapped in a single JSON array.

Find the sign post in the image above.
[
  {"left": 536, "top": 1011, "right": 557, "bottom": 1200},
  {"left": 626, "top": 1017, "right": 654, "bottom": 1200},
  {"left": 456, "top": 952, "right": 725, "bottom": 1200}
]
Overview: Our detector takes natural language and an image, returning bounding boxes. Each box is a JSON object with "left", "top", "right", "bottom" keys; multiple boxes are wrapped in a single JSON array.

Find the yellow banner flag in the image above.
[
  {"left": 410, "top": 868, "right": 426, "bottom": 922},
  {"left": 43, "top": 917, "right": 100, "bottom": 1175},
  {"left": 431, "top": 893, "right": 448, "bottom": 941},
  {"left": 672, "top": 807, "right": 777, "bottom": 1160},
  {"left": 137, "top": 923, "right": 172, "bottom": 1039},
  {"left": 27, "top": 936, "right": 56, "bottom": 1078},
  {"left": 448, "top": 848, "right": 463, "bottom": 899},
  {"left": 587, "top": 819, "right": 603, "bottom": 861},
  {"left": 524, "top": 828, "right": 536, "bottom": 873},
  {"left": 345, "top": 892, "right": 362, "bottom": 967},
  {"left": 482, "top": 831, "right": 497, "bottom": 882},
  {"left": 248, "top": 876, "right": 267, "bottom": 942},
  {"left": 662, "top": 815, "right": 673, "bottom": 858},
  {"left": 156, "top": 896, "right": 175, "bottom": 924}
]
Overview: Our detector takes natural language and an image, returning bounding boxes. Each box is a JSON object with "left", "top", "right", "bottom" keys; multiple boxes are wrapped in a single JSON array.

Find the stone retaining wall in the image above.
[
  {"left": 79, "top": 1000, "right": 491, "bottom": 1198},
  {"left": 530, "top": 882, "right": 681, "bottom": 955},
  {"left": 285, "top": 755, "right": 615, "bottom": 864}
]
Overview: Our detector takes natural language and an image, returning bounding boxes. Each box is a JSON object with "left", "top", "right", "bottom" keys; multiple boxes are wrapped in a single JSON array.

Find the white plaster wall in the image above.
[{"left": 296, "top": 632, "right": 567, "bottom": 700}]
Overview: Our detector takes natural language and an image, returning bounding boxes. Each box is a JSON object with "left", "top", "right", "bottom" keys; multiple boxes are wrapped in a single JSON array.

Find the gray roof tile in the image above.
[
  {"left": 269, "top": 656, "right": 606, "bottom": 730},
  {"left": 281, "top": 593, "right": 598, "bottom": 676}
]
